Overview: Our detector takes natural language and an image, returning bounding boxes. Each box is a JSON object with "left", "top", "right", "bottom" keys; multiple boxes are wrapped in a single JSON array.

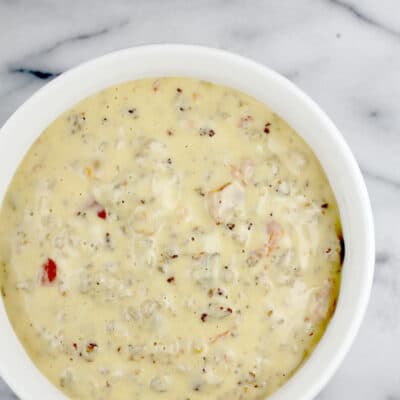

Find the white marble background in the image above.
[{"left": 0, "top": 0, "right": 399, "bottom": 399}]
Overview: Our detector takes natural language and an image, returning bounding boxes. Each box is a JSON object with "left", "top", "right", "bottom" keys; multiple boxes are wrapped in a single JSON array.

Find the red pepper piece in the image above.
[
  {"left": 41, "top": 258, "right": 57, "bottom": 284},
  {"left": 97, "top": 209, "right": 107, "bottom": 219}
]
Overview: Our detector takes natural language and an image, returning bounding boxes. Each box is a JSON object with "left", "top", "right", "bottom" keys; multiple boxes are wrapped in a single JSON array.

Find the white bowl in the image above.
[{"left": 0, "top": 45, "right": 374, "bottom": 400}]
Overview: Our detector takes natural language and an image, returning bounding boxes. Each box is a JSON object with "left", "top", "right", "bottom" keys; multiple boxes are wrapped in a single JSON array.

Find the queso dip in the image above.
[{"left": 0, "top": 78, "right": 342, "bottom": 399}]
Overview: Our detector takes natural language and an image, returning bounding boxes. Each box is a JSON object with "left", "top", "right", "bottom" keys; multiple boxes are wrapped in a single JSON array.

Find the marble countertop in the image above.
[{"left": 0, "top": 0, "right": 398, "bottom": 399}]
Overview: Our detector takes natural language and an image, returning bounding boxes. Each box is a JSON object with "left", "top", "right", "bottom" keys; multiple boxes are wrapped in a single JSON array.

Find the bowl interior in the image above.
[{"left": 0, "top": 45, "right": 374, "bottom": 400}]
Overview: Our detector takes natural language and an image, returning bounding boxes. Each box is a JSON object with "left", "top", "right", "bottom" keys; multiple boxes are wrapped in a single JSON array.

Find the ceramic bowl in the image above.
[{"left": 0, "top": 44, "right": 375, "bottom": 400}]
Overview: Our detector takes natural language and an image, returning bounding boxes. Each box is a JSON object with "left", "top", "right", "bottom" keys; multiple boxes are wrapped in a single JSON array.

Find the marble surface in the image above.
[{"left": 0, "top": 0, "right": 398, "bottom": 398}]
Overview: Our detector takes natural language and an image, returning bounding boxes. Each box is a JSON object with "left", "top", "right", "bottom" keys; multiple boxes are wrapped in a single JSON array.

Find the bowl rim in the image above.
[{"left": 0, "top": 44, "right": 375, "bottom": 400}]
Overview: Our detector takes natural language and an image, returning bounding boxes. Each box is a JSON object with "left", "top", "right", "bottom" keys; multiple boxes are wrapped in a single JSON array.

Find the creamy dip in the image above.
[{"left": 0, "top": 78, "right": 342, "bottom": 400}]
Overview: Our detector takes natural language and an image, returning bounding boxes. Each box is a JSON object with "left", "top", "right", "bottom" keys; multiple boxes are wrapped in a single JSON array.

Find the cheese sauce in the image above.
[{"left": 0, "top": 78, "right": 342, "bottom": 400}]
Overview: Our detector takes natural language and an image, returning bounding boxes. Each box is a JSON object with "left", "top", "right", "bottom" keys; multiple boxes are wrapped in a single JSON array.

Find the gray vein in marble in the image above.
[
  {"left": 281, "top": 71, "right": 301, "bottom": 81},
  {"left": 361, "top": 168, "right": 400, "bottom": 190},
  {"left": 368, "top": 110, "right": 379, "bottom": 118},
  {"left": 374, "top": 255, "right": 396, "bottom": 288},
  {"left": 230, "top": 26, "right": 262, "bottom": 42},
  {"left": 32, "top": 18, "right": 129, "bottom": 57},
  {"left": 9, "top": 68, "right": 60, "bottom": 80},
  {"left": 375, "top": 251, "right": 390, "bottom": 266},
  {"left": 11, "top": 18, "right": 130, "bottom": 65},
  {"left": 328, "top": 0, "right": 400, "bottom": 39},
  {"left": 6, "top": 19, "right": 130, "bottom": 88}
]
